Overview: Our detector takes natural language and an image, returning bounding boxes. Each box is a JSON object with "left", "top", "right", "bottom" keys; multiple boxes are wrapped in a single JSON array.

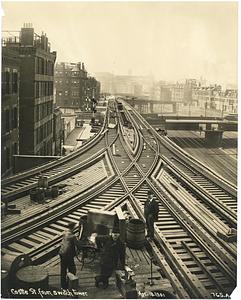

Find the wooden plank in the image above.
[
  {"left": 37, "top": 229, "right": 58, "bottom": 238},
  {"left": 115, "top": 206, "right": 126, "bottom": 242},
  {"left": 19, "top": 238, "right": 41, "bottom": 247},
  {"left": 8, "top": 242, "right": 31, "bottom": 253},
  {"left": 43, "top": 227, "right": 62, "bottom": 235},
  {"left": 50, "top": 223, "right": 67, "bottom": 231},
  {"left": 28, "top": 233, "right": 49, "bottom": 243}
]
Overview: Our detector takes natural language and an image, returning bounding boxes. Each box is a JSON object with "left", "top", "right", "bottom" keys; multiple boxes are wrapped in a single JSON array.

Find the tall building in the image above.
[
  {"left": 95, "top": 72, "right": 154, "bottom": 98},
  {"left": 2, "top": 24, "right": 57, "bottom": 156},
  {"left": 1, "top": 47, "right": 20, "bottom": 177}
]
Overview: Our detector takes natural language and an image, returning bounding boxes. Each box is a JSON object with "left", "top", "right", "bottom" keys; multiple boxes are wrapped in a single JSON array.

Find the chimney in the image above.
[
  {"left": 45, "top": 36, "right": 48, "bottom": 51},
  {"left": 21, "top": 23, "right": 34, "bottom": 46},
  {"left": 82, "top": 63, "right": 85, "bottom": 70},
  {"left": 41, "top": 32, "right": 47, "bottom": 50}
]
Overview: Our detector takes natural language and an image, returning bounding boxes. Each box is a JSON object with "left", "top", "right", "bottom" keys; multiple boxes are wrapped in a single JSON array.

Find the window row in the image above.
[
  {"left": 64, "top": 99, "right": 80, "bottom": 106},
  {"left": 35, "top": 101, "right": 53, "bottom": 121},
  {"left": 2, "top": 70, "right": 18, "bottom": 95},
  {"left": 55, "top": 80, "right": 82, "bottom": 86},
  {"left": 35, "top": 81, "right": 54, "bottom": 98},
  {"left": 36, "top": 57, "right": 54, "bottom": 75},
  {"left": 3, "top": 107, "right": 18, "bottom": 133},
  {"left": 57, "top": 90, "right": 79, "bottom": 97},
  {"left": 36, "top": 120, "right": 53, "bottom": 144}
]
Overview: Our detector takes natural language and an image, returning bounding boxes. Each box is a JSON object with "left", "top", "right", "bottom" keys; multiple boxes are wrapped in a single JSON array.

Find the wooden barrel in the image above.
[
  {"left": 38, "top": 176, "right": 48, "bottom": 188},
  {"left": 1, "top": 252, "right": 32, "bottom": 287},
  {"left": 36, "top": 188, "right": 45, "bottom": 202},
  {"left": 126, "top": 219, "right": 145, "bottom": 249},
  {"left": 30, "top": 189, "right": 37, "bottom": 202},
  {"left": 51, "top": 185, "right": 59, "bottom": 198},
  {"left": 16, "top": 265, "right": 48, "bottom": 296}
]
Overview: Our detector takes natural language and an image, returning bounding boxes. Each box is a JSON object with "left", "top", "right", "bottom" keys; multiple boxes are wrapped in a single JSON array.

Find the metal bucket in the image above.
[
  {"left": 38, "top": 177, "right": 48, "bottom": 188},
  {"left": 51, "top": 185, "right": 59, "bottom": 198},
  {"left": 30, "top": 189, "right": 37, "bottom": 202},
  {"left": 36, "top": 188, "right": 45, "bottom": 202},
  {"left": 44, "top": 188, "right": 52, "bottom": 198}
]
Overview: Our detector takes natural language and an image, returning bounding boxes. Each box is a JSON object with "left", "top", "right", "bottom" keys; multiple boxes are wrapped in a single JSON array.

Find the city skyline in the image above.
[{"left": 1, "top": 1, "right": 238, "bottom": 89}]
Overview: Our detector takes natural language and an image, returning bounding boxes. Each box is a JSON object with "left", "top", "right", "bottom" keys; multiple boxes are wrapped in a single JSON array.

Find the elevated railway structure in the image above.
[{"left": 1, "top": 98, "right": 237, "bottom": 299}]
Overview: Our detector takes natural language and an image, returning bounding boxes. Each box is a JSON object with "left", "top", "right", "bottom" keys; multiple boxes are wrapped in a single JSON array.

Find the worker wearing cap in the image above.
[
  {"left": 59, "top": 221, "right": 82, "bottom": 290},
  {"left": 144, "top": 190, "right": 159, "bottom": 239},
  {"left": 94, "top": 226, "right": 125, "bottom": 289}
]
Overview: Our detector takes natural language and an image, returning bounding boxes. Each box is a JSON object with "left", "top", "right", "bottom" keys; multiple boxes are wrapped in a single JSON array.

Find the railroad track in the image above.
[
  {"left": 1, "top": 98, "right": 237, "bottom": 299},
  {"left": 166, "top": 130, "right": 237, "bottom": 184}
]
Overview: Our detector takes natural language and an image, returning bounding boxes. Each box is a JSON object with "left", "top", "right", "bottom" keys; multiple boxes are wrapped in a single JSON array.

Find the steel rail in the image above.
[
  {"left": 160, "top": 156, "right": 237, "bottom": 227},
  {"left": 2, "top": 111, "right": 108, "bottom": 187}
]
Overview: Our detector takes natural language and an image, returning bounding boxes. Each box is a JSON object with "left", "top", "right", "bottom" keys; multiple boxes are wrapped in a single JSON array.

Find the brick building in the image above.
[
  {"left": 2, "top": 24, "right": 57, "bottom": 156},
  {"left": 1, "top": 47, "right": 21, "bottom": 177},
  {"left": 55, "top": 62, "right": 100, "bottom": 111}
]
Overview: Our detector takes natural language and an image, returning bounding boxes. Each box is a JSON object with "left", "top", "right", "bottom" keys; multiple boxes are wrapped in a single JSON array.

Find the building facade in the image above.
[
  {"left": 192, "top": 85, "right": 222, "bottom": 110},
  {"left": 2, "top": 24, "right": 57, "bottom": 156},
  {"left": 214, "top": 89, "right": 238, "bottom": 116},
  {"left": 1, "top": 47, "right": 21, "bottom": 177},
  {"left": 95, "top": 72, "right": 154, "bottom": 99},
  {"left": 55, "top": 62, "right": 100, "bottom": 111}
]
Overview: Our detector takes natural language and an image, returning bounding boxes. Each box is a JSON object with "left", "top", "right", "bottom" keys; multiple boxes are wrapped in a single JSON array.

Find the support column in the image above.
[{"left": 205, "top": 130, "right": 223, "bottom": 146}]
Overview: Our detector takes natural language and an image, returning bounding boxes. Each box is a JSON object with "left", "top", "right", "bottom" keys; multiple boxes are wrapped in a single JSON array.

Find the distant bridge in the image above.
[{"left": 141, "top": 115, "right": 237, "bottom": 146}]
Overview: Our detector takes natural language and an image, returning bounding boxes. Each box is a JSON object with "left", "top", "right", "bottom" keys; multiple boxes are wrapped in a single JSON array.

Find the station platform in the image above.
[{"left": 64, "top": 125, "right": 95, "bottom": 155}]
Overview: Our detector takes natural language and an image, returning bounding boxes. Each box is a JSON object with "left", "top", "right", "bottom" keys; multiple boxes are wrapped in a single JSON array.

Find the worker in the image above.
[
  {"left": 94, "top": 226, "right": 125, "bottom": 289},
  {"left": 144, "top": 190, "right": 159, "bottom": 239},
  {"left": 59, "top": 221, "right": 82, "bottom": 290}
]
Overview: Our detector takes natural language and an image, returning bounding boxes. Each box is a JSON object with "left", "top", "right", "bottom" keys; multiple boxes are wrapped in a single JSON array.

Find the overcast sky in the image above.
[{"left": 1, "top": 1, "right": 238, "bottom": 88}]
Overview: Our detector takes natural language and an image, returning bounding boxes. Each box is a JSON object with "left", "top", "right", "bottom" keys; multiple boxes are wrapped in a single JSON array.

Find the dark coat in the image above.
[
  {"left": 96, "top": 235, "right": 125, "bottom": 269},
  {"left": 59, "top": 229, "right": 82, "bottom": 259},
  {"left": 144, "top": 198, "right": 159, "bottom": 221}
]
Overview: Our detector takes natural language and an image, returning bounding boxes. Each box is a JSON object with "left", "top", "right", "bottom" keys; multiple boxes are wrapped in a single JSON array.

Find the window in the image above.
[
  {"left": 6, "top": 109, "right": 10, "bottom": 132},
  {"left": 36, "top": 105, "right": 39, "bottom": 121},
  {"left": 65, "top": 91, "right": 68, "bottom": 96},
  {"left": 6, "top": 71, "right": 10, "bottom": 94},
  {"left": 59, "top": 91, "right": 62, "bottom": 96},
  {"left": 6, "top": 147, "right": 10, "bottom": 170},
  {"left": 13, "top": 107, "right": 18, "bottom": 128},
  {"left": 12, "top": 72, "right": 18, "bottom": 93},
  {"left": 45, "top": 82, "right": 49, "bottom": 96},
  {"left": 35, "top": 82, "right": 39, "bottom": 98},
  {"left": 41, "top": 59, "right": 45, "bottom": 74},
  {"left": 13, "top": 142, "right": 18, "bottom": 155}
]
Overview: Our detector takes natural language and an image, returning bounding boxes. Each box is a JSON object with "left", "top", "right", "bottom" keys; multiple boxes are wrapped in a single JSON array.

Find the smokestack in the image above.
[{"left": 21, "top": 24, "right": 34, "bottom": 45}]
